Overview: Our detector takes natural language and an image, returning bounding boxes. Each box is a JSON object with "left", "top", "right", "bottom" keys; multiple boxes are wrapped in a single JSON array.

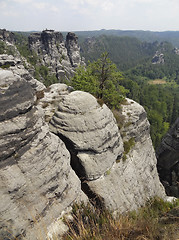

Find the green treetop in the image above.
[{"left": 71, "top": 52, "right": 128, "bottom": 109}]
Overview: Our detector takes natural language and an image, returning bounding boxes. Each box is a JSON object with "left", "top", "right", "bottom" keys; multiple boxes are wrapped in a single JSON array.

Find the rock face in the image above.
[
  {"left": 28, "top": 30, "right": 85, "bottom": 82},
  {"left": 50, "top": 91, "right": 123, "bottom": 181},
  {"left": 85, "top": 99, "right": 165, "bottom": 213},
  {"left": 0, "top": 69, "right": 86, "bottom": 240},
  {"left": 0, "top": 54, "right": 45, "bottom": 92},
  {"left": 50, "top": 94, "right": 165, "bottom": 212},
  {"left": 66, "top": 32, "right": 82, "bottom": 67},
  {"left": 0, "top": 29, "right": 15, "bottom": 43},
  {"left": 157, "top": 117, "right": 179, "bottom": 197},
  {"left": 0, "top": 53, "right": 166, "bottom": 238}
]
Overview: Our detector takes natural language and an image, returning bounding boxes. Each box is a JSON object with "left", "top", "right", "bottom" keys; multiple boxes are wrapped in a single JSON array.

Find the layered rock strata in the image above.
[
  {"left": 28, "top": 30, "right": 85, "bottom": 82},
  {"left": 50, "top": 93, "right": 165, "bottom": 212},
  {"left": 0, "top": 54, "right": 45, "bottom": 92},
  {"left": 50, "top": 91, "right": 123, "bottom": 181},
  {"left": 0, "top": 69, "right": 86, "bottom": 240},
  {"left": 157, "top": 117, "right": 179, "bottom": 197},
  {"left": 85, "top": 99, "right": 165, "bottom": 212}
]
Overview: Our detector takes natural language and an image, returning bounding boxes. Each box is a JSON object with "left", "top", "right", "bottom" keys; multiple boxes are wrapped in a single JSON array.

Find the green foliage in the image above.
[
  {"left": 80, "top": 35, "right": 157, "bottom": 71},
  {"left": 34, "top": 65, "right": 58, "bottom": 87},
  {"left": 71, "top": 52, "right": 128, "bottom": 109},
  {"left": 0, "top": 63, "right": 11, "bottom": 69},
  {"left": 0, "top": 41, "right": 5, "bottom": 54},
  {"left": 119, "top": 73, "right": 179, "bottom": 148},
  {"left": 0, "top": 40, "right": 16, "bottom": 56},
  {"left": 122, "top": 137, "right": 135, "bottom": 161}
]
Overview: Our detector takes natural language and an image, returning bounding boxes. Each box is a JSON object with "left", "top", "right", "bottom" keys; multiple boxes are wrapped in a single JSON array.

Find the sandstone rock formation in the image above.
[
  {"left": 50, "top": 91, "right": 123, "bottom": 181},
  {"left": 0, "top": 51, "right": 166, "bottom": 239},
  {"left": 0, "top": 54, "right": 45, "bottom": 92},
  {"left": 0, "top": 69, "right": 86, "bottom": 240},
  {"left": 152, "top": 50, "right": 165, "bottom": 64},
  {"left": 28, "top": 30, "right": 85, "bottom": 82},
  {"left": 0, "top": 29, "right": 15, "bottom": 44},
  {"left": 157, "top": 117, "right": 179, "bottom": 197},
  {"left": 50, "top": 94, "right": 165, "bottom": 212}
]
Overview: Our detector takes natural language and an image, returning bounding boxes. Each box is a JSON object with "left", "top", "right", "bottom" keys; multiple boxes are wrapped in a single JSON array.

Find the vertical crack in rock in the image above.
[
  {"left": 56, "top": 132, "right": 105, "bottom": 208},
  {"left": 49, "top": 91, "right": 123, "bottom": 209}
]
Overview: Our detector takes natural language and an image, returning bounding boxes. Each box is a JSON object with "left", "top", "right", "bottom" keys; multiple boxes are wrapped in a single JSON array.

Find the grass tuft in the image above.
[{"left": 62, "top": 197, "right": 179, "bottom": 240}]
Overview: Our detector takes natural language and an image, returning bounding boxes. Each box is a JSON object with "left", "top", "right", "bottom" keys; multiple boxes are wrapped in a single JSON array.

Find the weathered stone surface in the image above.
[
  {"left": 50, "top": 95, "right": 165, "bottom": 212},
  {"left": 66, "top": 32, "right": 82, "bottom": 67},
  {"left": 157, "top": 117, "right": 179, "bottom": 197},
  {"left": 38, "top": 83, "right": 71, "bottom": 123},
  {"left": 85, "top": 98, "right": 165, "bottom": 212},
  {"left": 50, "top": 91, "right": 123, "bottom": 181},
  {"left": 0, "top": 29, "right": 15, "bottom": 43},
  {"left": 0, "top": 69, "right": 86, "bottom": 239},
  {"left": 0, "top": 54, "right": 45, "bottom": 92}
]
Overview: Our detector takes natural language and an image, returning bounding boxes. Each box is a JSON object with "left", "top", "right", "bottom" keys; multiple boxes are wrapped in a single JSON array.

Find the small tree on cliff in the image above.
[{"left": 71, "top": 52, "right": 128, "bottom": 109}]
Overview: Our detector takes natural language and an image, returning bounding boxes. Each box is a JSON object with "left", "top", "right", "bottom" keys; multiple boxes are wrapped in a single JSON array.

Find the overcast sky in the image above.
[{"left": 0, "top": 0, "right": 179, "bottom": 32}]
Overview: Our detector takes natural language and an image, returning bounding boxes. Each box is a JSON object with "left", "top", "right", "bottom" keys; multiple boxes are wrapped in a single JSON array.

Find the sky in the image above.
[{"left": 0, "top": 0, "right": 179, "bottom": 32}]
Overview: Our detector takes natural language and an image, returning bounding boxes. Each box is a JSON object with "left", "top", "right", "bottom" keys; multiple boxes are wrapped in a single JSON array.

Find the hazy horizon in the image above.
[{"left": 1, "top": 0, "right": 179, "bottom": 32}]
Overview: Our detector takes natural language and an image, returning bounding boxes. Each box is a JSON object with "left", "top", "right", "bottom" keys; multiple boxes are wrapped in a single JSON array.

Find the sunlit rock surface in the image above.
[{"left": 0, "top": 69, "right": 86, "bottom": 240}]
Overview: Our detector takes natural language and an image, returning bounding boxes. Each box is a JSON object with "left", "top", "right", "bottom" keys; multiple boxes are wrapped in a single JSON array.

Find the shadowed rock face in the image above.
[
  {"left": 0, "top": 69, "right": 86, "bottom": 240},
  {"left": 157, "top": 118, "right": 179, "bottom": 197}
]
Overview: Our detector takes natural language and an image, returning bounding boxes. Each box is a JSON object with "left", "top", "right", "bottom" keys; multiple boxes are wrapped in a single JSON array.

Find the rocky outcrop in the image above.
[
  {"left": 0, "top": 29, "right": 15, "bottom": 43},
  {"left": 152, "top": 51, "right": 165, "bottom": 64},
  {"left": 173, "top": 47, "right": 179, "bottom": 55},
  {"left": 85, "top": 99, "right": 165, "bottom": 213},
  {"left": 66, "top": 32, "right": 83, "bottom": 67},
  {"left": 0, "top": 69, "right": 86, "bottom": 240},
  {"left": 0, "top": 54, "right": 167, "bottom": 238},
  {"left": 157, "top": 117, "right": 179, "bottom": 197},
  {"left": 0, "top": 54, "right": 45, "bottom": 92},
  {"left": 50, "top": 91, "right": 123, "bottom": 181},
  {"left": 50, "top": 94, "right": 165, "bottom": 212},
  {"left": 28, "top": 30, "right": 85, "bottom": 82}
]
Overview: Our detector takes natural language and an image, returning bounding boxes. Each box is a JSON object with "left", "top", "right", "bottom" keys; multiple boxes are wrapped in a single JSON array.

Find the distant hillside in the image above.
[
  {"left": 75, "top": 29, "right": 179, "bottom": 48},
  {"left": 79, "top": 35, "right": 159, "bottom": 70}
]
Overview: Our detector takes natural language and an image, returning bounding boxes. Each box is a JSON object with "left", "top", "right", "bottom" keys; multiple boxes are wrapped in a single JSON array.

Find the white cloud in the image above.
[
  {"left": 3, "top": 10, "right": 18, "bottom": 17},
  {"left": 33, "top": 2, "right": 48, "bottom": 9},
  {"left": 1, "top": 1, "right": 7, "bottom": 8},
  {"left": 0, "top": 0, "right": 179, "bottom": 31},
  {"left": 102, "top": 1, "right": 114, "bottom": 11},
  {"left": 50, "top": 6, "right": 60, "bottom": 13},
  {"left": 12, "top": 0, "right": 32, "bottom": 3}
]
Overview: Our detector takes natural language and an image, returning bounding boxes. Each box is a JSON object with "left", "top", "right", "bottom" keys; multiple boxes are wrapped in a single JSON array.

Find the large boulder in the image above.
[
  {"left": 50, "top": 94, "right": 165, "bottom": 212},
  {"left": 157, "top": 117, "right": 179, "bottom": 197},
  {"left": 0, "top": 69, "right": 86, "bottom": 240},
  {"left": 50, "top": 91, "right": 123, "bottom": 181}
]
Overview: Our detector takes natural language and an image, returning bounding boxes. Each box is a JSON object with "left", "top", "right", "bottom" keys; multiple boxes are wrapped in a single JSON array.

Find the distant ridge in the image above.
[{"left": 74, "top": 29, "right": 179, "bottom": 47}]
